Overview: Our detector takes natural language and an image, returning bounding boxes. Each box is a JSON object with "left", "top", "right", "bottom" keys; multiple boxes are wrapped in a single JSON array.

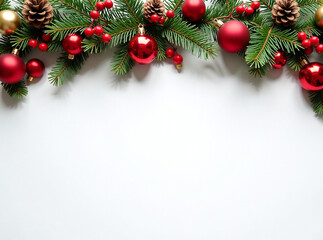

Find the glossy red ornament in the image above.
[
  {"left": 28, "top": 39, "right": 38, "bottom": 48},
  {"left": 217, "top": 20, "right": 250, "bottom": 53},
  {"left": 299, "top": 62, "right": 323, "bottom": 91},
  {"left": 104, "top": 0, "right": 113, "bottom": 9},
  {"left": 62, "top": 33, "right": 84, "bottom": 59},
  {"left": 245, "top": 6, "right": 254, "bottom": 15},
  {"left": 272, "top": 51, "right": 287, "bottom": 69},
  {"left": 182, "top": 0, "right": 206, "bottom": 22},
  {"left": 39, "top": 43, "right": 48, "bottom": 52},
  {"left": 0, "top": 54, "right": 26, "bottom": 84},
  {"left": 236, "top": 5, "right": 245, "bottom": 14},
  {"left": 166, "top": 10, "right": 175, "bottom": 18},
  {"left": 26, "top": 58, "right": 45, "bottom": 81},
  {"left": 128, "top": 29, "right": 158, "bottom": 64}
]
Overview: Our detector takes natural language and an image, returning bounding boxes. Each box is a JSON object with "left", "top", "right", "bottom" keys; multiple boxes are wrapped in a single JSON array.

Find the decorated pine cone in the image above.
[
  {"left": 22, "top": 0, "right": 54, "bottom": 29},
  {"left": 143, "top": 0, "right": 165, "bottom": 21},
  {"left": 271, "top": 0, "right": 300, "bottom": 27}
]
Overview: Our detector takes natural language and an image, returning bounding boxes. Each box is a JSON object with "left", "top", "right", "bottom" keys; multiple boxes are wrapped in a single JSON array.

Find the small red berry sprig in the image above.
[
  {"left": 150, "top": 10, "right": 175, "bottom": 24},
  {"left": 297, "top": 31, "right": 323, "bottom": 55},
  {"left": 166, "top": 48, "right": 183, "bottom": 69},
  {"left": 28, "top": 33, "right": 52, "bottom": 52},
  {"left": 85, "top": 0, "right": 113, "bottom": 43},
  {"left": 236, "top": 1, "right": 260, "bottom": 16}
]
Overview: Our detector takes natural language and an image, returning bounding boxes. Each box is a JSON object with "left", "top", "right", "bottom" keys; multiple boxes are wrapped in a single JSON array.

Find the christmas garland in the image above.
[{"left": 0, "top": 0, "right": 323, "bottom": 114}]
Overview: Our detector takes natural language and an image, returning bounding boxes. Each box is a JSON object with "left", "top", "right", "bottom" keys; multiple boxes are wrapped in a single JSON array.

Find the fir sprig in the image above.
[{"left": 1, "top": 81, "right": 28, "bottom": 99}]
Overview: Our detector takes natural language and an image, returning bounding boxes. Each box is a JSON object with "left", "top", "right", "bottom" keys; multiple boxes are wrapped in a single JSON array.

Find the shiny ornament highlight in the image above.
[
  {"left": 62, "top": 33, "right": 84, "bottom": 60},
  {"left": 26, "top": 59, "right": 45, "bottom": 82},
  {"left": 272, "top": 51, "right": 287, "bottom": 69},
  {"left": 0, "top": 10, "right": 22, "bottom": 36},
  {"left": 299, "top": 62, "right": 323, "bottom": 91}
]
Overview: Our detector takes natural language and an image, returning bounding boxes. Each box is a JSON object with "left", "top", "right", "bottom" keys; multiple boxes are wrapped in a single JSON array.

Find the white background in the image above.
[{"left": 0, "top": 46, "right": 323, "bottom": 240}]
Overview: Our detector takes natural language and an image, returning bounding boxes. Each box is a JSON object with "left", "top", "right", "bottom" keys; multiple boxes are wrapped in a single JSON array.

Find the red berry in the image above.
[
  {"left": 94, "top": 26, "right": 104, "bottom": 36},
  {"left": 302, "top": 39, "right": 311, "bottom": 48},
  {"left": 90, "top": 10, "right": 100, "bottom": 19},
  {"left": 96, "top": 1, "right": 105, "bottom": 10},
  {"left": 39, "top": 43, "right": 48, "bottom": 52},
  {"left": 151, "top": 14, "right": 159, "bottom": 23},
  {"left": 251, "top": 1, "right": 260, "bottom": 10},
  {"left": 297, "top": 32, "right": 307, "bottom": 41},
  {"left": 158, "top": 16, "right": 166, "bottom": 24},
  {"left": 102, "top": 33, "right": 111, "bottom": 43},
  {"left": 42, "top": 33, "right": 52, "bottom": 42},
  {"left": 310, "top": 36, "right": 319, "bottom": 46},
  {"left": 173, "top": 54, "right": 183, "bottom": 65},
  {"left": 316, "top": 44, "right": 323, "bottom": 54},
  {"left": 28, "top": 39, "right": 38, "bottom": 48},
  {"left": 245, "top": 6, "right": 254, "bottom": 15},
  {"left": 304, "top": 47, "right": 313, "bottom": 55},
  {"left": 84, "top": 27, "right": 94, "bottom": 37},
  {"left": 236, "top": 5, "right": 245, "bottom": 14},
  {"left": 5, "top": 29, "right": 12, "bottom": 35},
  {"left": 166, "top": 48, "right": 175, "bottom": 58},
  {"left": 166, "top": 10, "right": 175, "bottom": 18},
  {"left": 104, "top": 0, "right": 113, "bottom": 9}
]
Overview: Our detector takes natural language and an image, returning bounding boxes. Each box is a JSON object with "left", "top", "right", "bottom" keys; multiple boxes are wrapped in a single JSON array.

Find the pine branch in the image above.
[
  {"left": 111, "top": 43, "right": 134, "bottom": 75},
  {"left": 0, "top": 0, "right": 10, "bottom": 10},
  {"left": 309, "top": 90, "right": 323, "bottom": 115},
  {"left": 114, "top": 0, "right": 144, "bottom": 23},
  {"left": 48, "top": 52, "right": 89, "bottom": 86},
  {"left": 1, "top": 81, "right": 28, "bottom": 99},
  {"left": 297, "top": 0, "right": 323, "bottom": 16},
  {"left": 163, "top": 17, "right": 217, "bottom": 59},
  {"left": 0, "top": 36, "right": 12, "bottom": 55}
]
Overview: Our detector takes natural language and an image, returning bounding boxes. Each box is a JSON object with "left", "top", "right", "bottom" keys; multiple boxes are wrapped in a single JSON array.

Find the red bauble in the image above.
[
  {"left": 128, "top": 33, "right": 158, "bottom": 64},
  {"left": 217, "top": 20, "right": 250, "bottom": 53},
  {"left": 299, "top": 62, "right": 323, "bottom": 91},
  {"left": 0, "top": 54, "right": 26, "bottom": 84},
  {"left": 272, "top": 51, "right": 287, "bottom": 69},
  {"left": 182, "top": 0, "right": 206, "bottom": 22},
  {"left": 26, "top": 58, "right": 45, "bottom": 81},
  {"left": 62, "top": 33, "right": 84, "bottom": 59}
]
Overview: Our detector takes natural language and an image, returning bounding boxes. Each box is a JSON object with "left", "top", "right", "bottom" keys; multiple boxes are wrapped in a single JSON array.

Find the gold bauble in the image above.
[
  {"left": 315, "top": 6, "right": 323, "bottom": 28},
  {"left": 0, "top": 10, "right": 22, "bottom": 36}
]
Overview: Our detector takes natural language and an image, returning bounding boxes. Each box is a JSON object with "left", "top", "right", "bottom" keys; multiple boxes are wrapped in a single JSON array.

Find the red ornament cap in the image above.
[
  {"left": 299, "top": 62, "right": 323, "bottom": 91},
  {"left": 62, "top": 33, "right": 84, "bottom": 60},
  {"left": 182, "top": 0, "right": 206, "bottom": 22}
]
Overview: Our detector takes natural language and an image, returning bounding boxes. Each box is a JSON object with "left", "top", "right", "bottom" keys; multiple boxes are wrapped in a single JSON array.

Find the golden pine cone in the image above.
[
  {"left": 143, "top": 0, "right": 165, "bottom": 21},
  {"left": 271, "top": 0, "right": 300, "bottom": 27},
  {"left": 22, "top": 0, "right": 54, "bottom": 29}
]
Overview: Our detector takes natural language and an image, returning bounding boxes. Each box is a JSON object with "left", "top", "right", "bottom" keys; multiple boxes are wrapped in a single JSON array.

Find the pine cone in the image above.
[
  {"left": 271, "top": 0, "right": 300, "bottom": 27},
  {"left": 22, "top": 0, "right": 54, "bottom": 29},
  {"left": 143, "top": 0, "right": 165, "bottom": 21}
]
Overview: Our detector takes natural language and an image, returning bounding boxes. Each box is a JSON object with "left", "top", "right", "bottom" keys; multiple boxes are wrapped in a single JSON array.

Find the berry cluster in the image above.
[
  {"left": 150, "top": 10, "right": 175, "bottom": 24},
  {"left": 166, "top": 48, "right": 183, "bottom": 69},
  {"left": 28, "top": 33, "right": 52, "bottom": 52},
  {"left": 297, "top": 32, "right": 323, "bottom": 55},
  {"left": 236, "top": 1, "right": 260, "bottom": 16},
  {"left": 85, "top": 0, "right": 113, "bottom": 43}
]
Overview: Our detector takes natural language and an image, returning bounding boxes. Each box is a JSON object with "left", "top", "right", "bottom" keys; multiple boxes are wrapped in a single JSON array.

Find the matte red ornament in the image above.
[
  {"left": 272, "top": 51, "right": 287, "bottom": 69},
  {"left": 217, "top": 20, "right": 250, "bottom": 53},
  {"left": 0, "top": 54, "right": 26, "bottom": 84},
  {"left": 128, "top": 26, "right": 158, "bottom": 64},
  {"left": 26, "top": 58, "right": 45, "bottom": 82},
  {"left": 299, "top": 62, "right": 323, "bottom": 91},
  {"left": 62, "top": 33, "right": 84, "bottom": 60},
  {"left": 182, "top": 0, "right": 206, "bottom": 22}
]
